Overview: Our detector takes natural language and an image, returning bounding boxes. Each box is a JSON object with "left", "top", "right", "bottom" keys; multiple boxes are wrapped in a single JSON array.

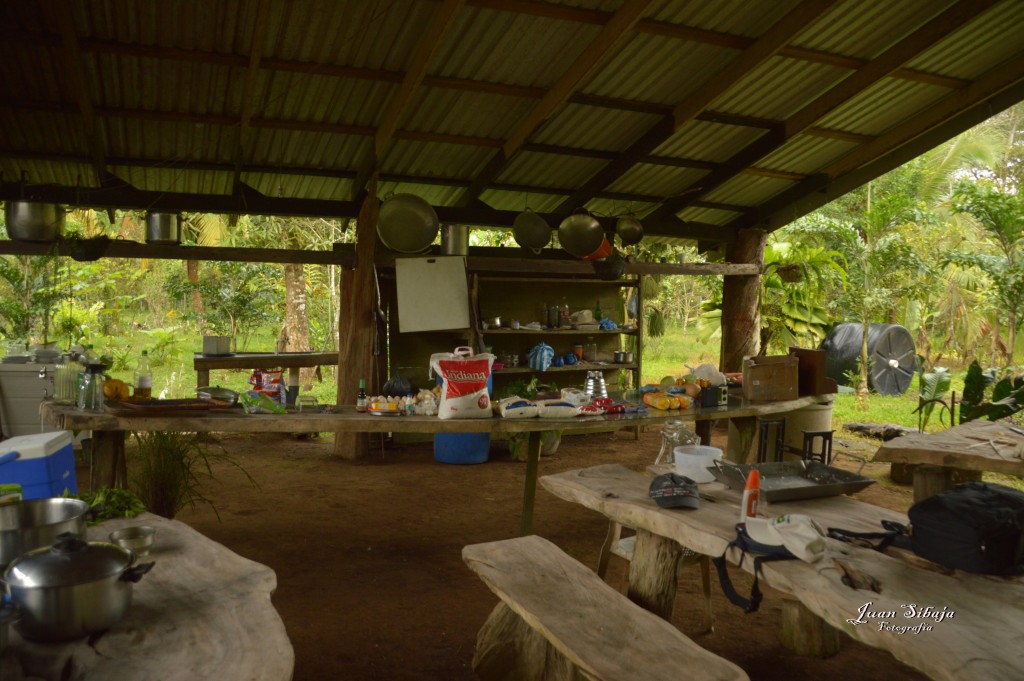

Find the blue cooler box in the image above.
[{"left": 0, "top": 431, "right": 78, "bottom": 499}]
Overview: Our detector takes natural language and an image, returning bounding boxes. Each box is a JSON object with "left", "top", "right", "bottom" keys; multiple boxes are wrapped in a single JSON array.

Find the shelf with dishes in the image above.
[{"left": 493, "top": 363, "right": 638, "bottom": 375}]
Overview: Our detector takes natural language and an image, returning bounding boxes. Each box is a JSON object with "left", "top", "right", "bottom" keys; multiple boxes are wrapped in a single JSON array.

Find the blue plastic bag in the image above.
[{"left": 528, "top": 342, "right": 555, "bottom": 371}]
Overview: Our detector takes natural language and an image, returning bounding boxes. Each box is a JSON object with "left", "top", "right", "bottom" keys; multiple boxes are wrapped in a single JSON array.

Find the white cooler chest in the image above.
[{"left": 0, "top": 430, "right": 77, "bottom": 499}]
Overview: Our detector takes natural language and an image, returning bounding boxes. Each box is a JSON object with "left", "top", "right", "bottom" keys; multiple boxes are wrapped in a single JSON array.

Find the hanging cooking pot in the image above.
[
  {"left": 616, "top": 216, "right": 644, "bottom": 246},
  {"left": 377, "top": 194, "right": 439, "bottom": 253},
  {"left": 512, "top": 209, "right": 551, "bottom": 253},
  {"left": 0, "top": 497, "right": 91, "bottom": 568},
  {"left": 3, "top": 534, "right": 154, "bottom": 642},
  {"left": 145, "top": 212, "right": 181, "bottom": 245},
  {"left": 4, "top": 201, "right": 65, "bottom": 242},
  {"left": 557, "top": 209, "right": 604, "bottom": 258}
]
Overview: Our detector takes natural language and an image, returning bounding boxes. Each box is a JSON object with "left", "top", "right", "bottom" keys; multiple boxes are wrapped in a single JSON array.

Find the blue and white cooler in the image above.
[{"left": 0, "top": 431, "right": 78, "bottom": 499}]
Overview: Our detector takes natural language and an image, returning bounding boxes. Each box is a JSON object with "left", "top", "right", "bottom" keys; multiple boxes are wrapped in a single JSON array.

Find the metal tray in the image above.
[{"left": 709, "top": 459, "right": 875, "bottom": 502}]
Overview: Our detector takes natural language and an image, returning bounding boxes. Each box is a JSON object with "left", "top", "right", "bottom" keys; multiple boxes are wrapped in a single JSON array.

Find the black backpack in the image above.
[{"left": 829, "top": 482, "right": 1024, "bottom": 576}]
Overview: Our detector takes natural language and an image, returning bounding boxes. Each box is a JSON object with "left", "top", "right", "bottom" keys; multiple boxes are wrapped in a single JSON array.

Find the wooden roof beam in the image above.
[
  {"left": 231, "top": 0, "right": 271, "bottom": 198},
  {"left": 456, "top": 0, "right": 652, "bottom": 207},
  {"left": 553, "top": 0, "right": 837, "bottom": 213},
  {"left": 646, "top": 0, "right": 998, "bottom": 223},
  {"left": 45, "top": 0, "right": 107, "bottom": 187}
]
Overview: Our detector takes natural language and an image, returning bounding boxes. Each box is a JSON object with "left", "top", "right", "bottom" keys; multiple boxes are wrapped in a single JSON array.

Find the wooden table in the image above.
[
  {"left": 40, "top": 395, "right": 831, "bottom": 536},
  {"left": 541, "top": 464, "right": 1024, "bottom": 681},
  {"left": 193, "top": 351, "right": 339, "bottom": 392},
  {"left": 0, "top": 513, "right": 293, "bottom": 681},
  {"left": 875, "top": 420, "right": 1024, "bottom": 501}
]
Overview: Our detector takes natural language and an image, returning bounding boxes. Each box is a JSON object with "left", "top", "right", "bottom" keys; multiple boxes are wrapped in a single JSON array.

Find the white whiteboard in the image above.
[{"left": 395, "top": 256, "right": 470, "bottom": 333}]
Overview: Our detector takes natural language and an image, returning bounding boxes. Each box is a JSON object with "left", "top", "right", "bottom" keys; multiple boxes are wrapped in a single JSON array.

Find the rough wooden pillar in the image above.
[
  {"left": 626, "top": 529, "right": 681, "bottom": 620},
  {"left": 333, "top": 176, "right": 380, "bottom": 460},
  {"left": 780, "top": 599, "right": 840, "bottom": 657},
  {"left": 912, "top": 465, "right": 982, "bottom": 502},
  {"left": 720, "top": 228, "right": 767, "bottom": 373}
]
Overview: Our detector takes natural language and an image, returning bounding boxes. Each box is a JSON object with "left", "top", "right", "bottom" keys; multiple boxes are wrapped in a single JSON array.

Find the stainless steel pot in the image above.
[
  {"left": 557, "top": 210, "right": 604, "bottom": 258},
  {"left": 145, "top": 212, "right": 181, "bottom": 244},
  {"left": 4, "top": 201, "right": 65, "bottom": 242},
  {"left": 0, "top": 498, "right": 90, "bottom": 568},
  {"left": 3, "top": 535, "right": 154, "bottom": 642}
]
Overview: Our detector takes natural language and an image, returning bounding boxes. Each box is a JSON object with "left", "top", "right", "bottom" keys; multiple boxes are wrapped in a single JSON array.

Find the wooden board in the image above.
[
  {"left": 1, "top": 513, "right": 293, "bottom": 681},
  {"left": 540, "top": 464, "right": 1024, "bottom": 681},
  {"left": 463, "top": 535, "right": 748, "bottom": 681},
  {"left": 875, "top": 420, "right": 1024, "bottom": 476}
]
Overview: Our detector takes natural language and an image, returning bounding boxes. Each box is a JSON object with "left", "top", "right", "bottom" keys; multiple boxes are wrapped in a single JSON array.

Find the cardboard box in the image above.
[
  {"left": 788, "top": 347, "right": 838, "bottom": 396},
  {"left": 742, "top": 355, "right": 798, "bottom": 402},
  {"left": 0, "top": 431, "right": 77, "bottom": 499}
]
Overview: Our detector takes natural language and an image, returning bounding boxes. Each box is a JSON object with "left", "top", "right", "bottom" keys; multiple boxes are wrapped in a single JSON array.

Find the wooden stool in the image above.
[
  {"left": 596, "top": 521, "right": 714, "bottom": 632},
  {"left": 757, "top": 418, "right": 786, "bottom": 463},
  {"left": 801, "top": 430, "right": 834, "bottom": 465}
]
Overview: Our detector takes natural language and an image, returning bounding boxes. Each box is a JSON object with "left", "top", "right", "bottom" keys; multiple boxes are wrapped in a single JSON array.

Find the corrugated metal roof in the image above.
[
  {"left": 676, "top": 206, "right": 743, "bottom": 225},
  {"left": 1, "top": 0, "right": 1022, "bottom": 242},
  {"left": 584, "top": 197, "right": 657, "bottom": 219},
  {"left": 2, "top": 158, "right": 96, "bottom": 189}
]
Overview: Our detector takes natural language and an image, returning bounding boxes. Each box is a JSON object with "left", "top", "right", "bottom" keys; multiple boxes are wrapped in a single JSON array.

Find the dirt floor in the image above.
[{"left": 114, "top": 424, "right": 930, "bottom": 681}]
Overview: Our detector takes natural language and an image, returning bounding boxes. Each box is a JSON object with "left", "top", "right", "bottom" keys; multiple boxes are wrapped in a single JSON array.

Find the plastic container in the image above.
[
  {"left": 433, "top": 375, "right": 492, "bottom": 464},
  {"left": 0, "top": 431, "right": 77, "bottom": 499}
]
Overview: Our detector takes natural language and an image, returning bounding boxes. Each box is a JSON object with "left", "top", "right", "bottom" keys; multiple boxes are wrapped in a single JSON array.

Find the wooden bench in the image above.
[{"left": 462, "top": 535, "right": 749, "bottom": 681}]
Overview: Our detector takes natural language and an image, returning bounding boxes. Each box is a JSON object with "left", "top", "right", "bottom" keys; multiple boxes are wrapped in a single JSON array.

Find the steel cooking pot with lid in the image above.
[
  {"left": 145, "top": 212, "right": 181, "bottom": 245},
  {"left": 3, "top": 534, "right": 154, "bottom": 642},
  {"left": 0, "top": 497, "right": 91, "bottom": 568}
]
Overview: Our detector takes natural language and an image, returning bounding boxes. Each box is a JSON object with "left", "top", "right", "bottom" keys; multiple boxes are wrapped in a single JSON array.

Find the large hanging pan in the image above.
[
  {"left": 616, "top": 216, "right": 644, "bottom": 246},
  {"left": 512, "top": 209, "right": 551, "bottom": 253},
  {"left": 377, "top": 194, "right": 439, "bottom": 254},
  {"left": 558, "top": 210, "right": 604, "bottom": 258}
]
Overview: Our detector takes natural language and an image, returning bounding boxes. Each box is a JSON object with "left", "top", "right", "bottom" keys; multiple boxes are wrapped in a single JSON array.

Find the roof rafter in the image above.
[
  {"left": 353, "top": 0, "right": 465, "bottom": 198},
  {"left": 647, "top": 0, "right": 998, "bottom": 223},
  {"left": 231, "top": 0, "right": 272, "bottom": 199},
  {"left": 45, "top": 0, "right": 107, "bottom": 187},
  {"left": 553, "top": 0, "right": 838, "bottom": 214},
  {"left": 456, "top": 0, "right": 653, "bottom": 208}
]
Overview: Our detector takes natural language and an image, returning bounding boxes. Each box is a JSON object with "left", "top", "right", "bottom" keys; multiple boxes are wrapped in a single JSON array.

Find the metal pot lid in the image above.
[
  {"left": 3, "top": 535, "right": 132, "bottom": 588},
  {"left": 512, "top": 209, "right": 551, "bottom": 251}
]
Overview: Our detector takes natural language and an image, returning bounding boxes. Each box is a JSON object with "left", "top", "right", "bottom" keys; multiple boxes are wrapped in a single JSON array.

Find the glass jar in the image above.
[{"left": 654, "top": 419, "right": 699, "bottom": 465}]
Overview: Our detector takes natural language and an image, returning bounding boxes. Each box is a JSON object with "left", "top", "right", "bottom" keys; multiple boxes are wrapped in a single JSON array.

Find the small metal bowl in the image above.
[{"left": 109, "top": 526, "right": 156, "bottom": 557}]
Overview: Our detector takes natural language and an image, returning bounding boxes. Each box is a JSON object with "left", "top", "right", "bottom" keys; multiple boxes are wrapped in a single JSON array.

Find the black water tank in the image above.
[{"left": 819, "top": 323, "right": 916, "bottom": 395}]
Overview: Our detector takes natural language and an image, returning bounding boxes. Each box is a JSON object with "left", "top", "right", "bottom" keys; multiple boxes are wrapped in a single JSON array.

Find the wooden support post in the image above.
[
  {"left": 334, "top": 176, "right": 380, "bottom": 460},
  {"left": 727, "top": 416, "right": 757, "bottom": 464},
  {"left": 473, "top": 602, "right": 574, "bottom": 681},
  {"left": 627, "top": 529, "right": 681, "bottom": 620},
  {"left": 889, "top": 462, "right": 917, "bottom": 485},
  {"left": 519, "top": 431, "right": 542, "bottom": 536},
  {"left": 779, "top": 598, "right": 840, "bottom": 658},
  {"left": 90, "top": 431, "right": 127, "bottom": 489},
  {"left": 720, "top": 228, "right": 766, "bottom": 373},
  {"left": 912, "top": 465, "right": 982, "bottom": 502}
]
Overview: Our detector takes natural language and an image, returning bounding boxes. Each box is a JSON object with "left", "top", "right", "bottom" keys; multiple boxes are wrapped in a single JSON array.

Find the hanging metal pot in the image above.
[
  {"left": 4, "top": 201, "right": 65, "bottom": 242},
  {"left": 558, "top": 210, "right": 604, "bottom": 258},
  {"left": 377, "top": 194, "right": 439, "bottom": 253},
  {"left": 145, "top": 212, "right": 181, "bottom": 245},
  {"left": 616, "top": 216, "right": 644, "bottom": 246},
  {"left": 512, "top": 209, "right": 551, "bottom": 253}
]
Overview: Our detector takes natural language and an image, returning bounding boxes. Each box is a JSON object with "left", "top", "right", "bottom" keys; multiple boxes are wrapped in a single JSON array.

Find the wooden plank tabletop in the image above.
[
  {"left": 193, "top": 351, "right": 339, "bottom": 371},
  {"left": 540, "top": 464, "right": 1024, "bottom": 681},
  {"left": 40, "top": 394, "right": 833, "bottom": 436},
  {"left": 874, "top": 420, "right": 1024, "bottom": 476},
  {"left": 1, "top": 513, "right": 293, "bottom": 681}
]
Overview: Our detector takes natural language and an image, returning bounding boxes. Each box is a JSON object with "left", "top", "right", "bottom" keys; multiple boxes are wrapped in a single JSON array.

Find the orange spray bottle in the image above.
[{"left": 739, "top": 469, "right": 761, "bottom": 522}]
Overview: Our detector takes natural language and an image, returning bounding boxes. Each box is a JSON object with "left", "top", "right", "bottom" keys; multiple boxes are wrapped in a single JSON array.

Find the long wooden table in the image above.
[
  {"left": 40, "top": 394, "right": 831, "bottom": 536},
  {"left": 541, "top": 464, "right": 1024, "bottom": 681},
  {"left": 1, "top": 513, "right": 293, "bottom": 681},
  {"left": 875, "top": 420, "right": 1024, "bottom": 500},
  {"left": 193, "top": 351, "right": 339, "bottom": 395}
]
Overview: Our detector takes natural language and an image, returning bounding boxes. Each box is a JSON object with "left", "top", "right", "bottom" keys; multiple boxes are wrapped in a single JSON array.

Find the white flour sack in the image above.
[{"left": 429, "top": 347, "right": 495, "bottom": 420}]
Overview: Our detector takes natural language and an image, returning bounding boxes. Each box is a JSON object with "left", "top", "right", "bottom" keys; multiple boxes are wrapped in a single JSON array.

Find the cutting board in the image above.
[{"left": 395, "top": 256, "right": 470, "bottom": 333}]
